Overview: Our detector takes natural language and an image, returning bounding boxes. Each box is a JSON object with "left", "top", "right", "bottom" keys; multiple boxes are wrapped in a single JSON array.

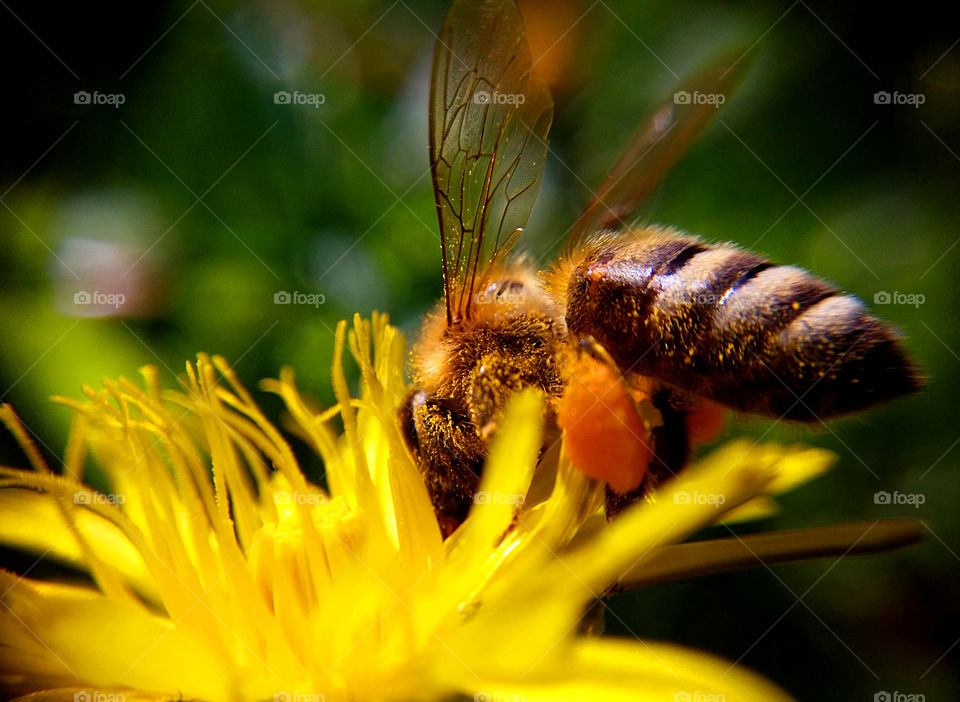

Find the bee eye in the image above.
[{"left": 495, "top": 280, "right": 525, "bottom": 298}]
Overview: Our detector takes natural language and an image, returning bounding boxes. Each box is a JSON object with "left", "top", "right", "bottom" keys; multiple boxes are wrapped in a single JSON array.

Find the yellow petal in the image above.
[
  {"left": 719, "top": 495, "right": 781, "bottom": 524},
  {"left": 0, "top": 490, "right": 156, "bottom": 603},
  {"left": 764, "top": 446, "right": 835, "bottom": 494},
  {"left": 478, "top": 636, "right": 794, "bottom": 702},
  {"left": 0, "top": 574, "right": 232, "bottom": 701},
  {"left": 10, "top": 688, "right": 166, "bottom": 701},
  {"left": 451, "top": 389, "right": 542, "bottom": 561}
]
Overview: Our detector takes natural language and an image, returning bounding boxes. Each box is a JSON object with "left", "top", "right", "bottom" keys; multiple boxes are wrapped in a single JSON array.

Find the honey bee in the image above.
[{"left": 399, "top": 0, "right": 919, "bottom": 536}]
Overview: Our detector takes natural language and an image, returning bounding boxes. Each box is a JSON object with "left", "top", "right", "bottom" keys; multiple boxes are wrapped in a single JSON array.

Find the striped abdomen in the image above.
[{"left": 561, "top": 228, "right": 919, "bottom": 420}]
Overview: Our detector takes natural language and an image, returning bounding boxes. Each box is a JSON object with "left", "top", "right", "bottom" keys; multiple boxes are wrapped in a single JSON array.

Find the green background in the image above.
[{"left": 2, "top": 1, "right": 958, "bottom": 700}]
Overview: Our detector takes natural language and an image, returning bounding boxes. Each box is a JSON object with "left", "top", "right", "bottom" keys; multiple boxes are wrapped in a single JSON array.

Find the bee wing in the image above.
[
  {"left": 565, "top": 53, "right": 745, "bottom": 252},
  {"left": 430, "top": 0, "right": 553, "bottom": 325}
]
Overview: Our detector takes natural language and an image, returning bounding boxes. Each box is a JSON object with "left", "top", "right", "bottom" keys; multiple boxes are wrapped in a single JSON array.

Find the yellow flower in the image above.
[{"left": 0, "top": 314, "right": 915, "bottom": 702}]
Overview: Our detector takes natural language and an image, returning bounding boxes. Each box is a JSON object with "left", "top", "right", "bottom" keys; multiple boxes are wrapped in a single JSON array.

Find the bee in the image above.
[{"left": 399, "top": 0, "right": 920, "bottom": 537}]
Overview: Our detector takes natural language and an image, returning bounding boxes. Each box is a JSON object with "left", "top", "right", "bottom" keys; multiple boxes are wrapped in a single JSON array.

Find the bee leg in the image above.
[
  {"left": 579, "top": 596, "right": 608, "bottom": 637},
  {"left": 605, "top": 389, "right": 690, "bottom": 519},
  {"left": 468, "top": 351, "right": 561, "bottom": 439},
  {"left": 399, "top": 389, "right": 485, "bottom": 537},
  {"left": 579, "top": 580, "right": 630, "bottom": 637}
]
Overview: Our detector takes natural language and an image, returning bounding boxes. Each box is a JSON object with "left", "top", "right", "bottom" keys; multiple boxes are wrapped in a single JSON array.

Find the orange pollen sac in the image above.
[
  {"left": 685, "top": 399, "right": 727, "bottom": 446},
  {"left": 557, "top": 355, "right": 653, "bottom": 494}
]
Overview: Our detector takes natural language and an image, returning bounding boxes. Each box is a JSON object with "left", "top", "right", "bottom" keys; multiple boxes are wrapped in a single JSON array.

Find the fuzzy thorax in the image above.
[{"left": 412, "top": 263, "right": 568, "bottom": 407}]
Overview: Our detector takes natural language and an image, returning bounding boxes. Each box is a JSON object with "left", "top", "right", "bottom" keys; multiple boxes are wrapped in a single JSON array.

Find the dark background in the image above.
[{"left": 1, "top": 1, "right": 958, "bottom": 700}]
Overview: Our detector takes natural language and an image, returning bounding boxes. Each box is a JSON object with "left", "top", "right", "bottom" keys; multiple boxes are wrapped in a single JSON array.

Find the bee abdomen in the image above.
[
  {"left": 563, "top": 231, "right": 920, "bottom": 420},
  {"left": 753, "top": 291, "right": 919, "bottom": 418}
]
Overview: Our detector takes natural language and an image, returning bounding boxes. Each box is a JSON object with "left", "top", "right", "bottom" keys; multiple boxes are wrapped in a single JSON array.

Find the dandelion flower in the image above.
[{"left": 0, "top": 314, "right": 918, "bottom": 702}]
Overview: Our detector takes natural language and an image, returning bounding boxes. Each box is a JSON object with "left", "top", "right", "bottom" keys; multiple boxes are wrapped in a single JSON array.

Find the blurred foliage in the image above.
[{"left": 2, "top": 0, "right": 959, "bottom": 700}]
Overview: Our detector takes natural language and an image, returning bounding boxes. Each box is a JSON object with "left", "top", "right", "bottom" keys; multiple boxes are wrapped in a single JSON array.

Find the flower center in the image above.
[{"left": 248, "top": 486, "right": 365, "bottom": 617}]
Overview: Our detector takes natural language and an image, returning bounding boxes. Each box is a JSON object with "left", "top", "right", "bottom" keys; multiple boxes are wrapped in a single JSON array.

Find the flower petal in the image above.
[
  {"left": 474, "top": 636, "right": 794, "bottom": 702},
  {"left": 0, "top": 574, "right": 231, "bottom": 701},
  {"left": 0, "top": 490, "right": 156, "bottom": 603}
]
